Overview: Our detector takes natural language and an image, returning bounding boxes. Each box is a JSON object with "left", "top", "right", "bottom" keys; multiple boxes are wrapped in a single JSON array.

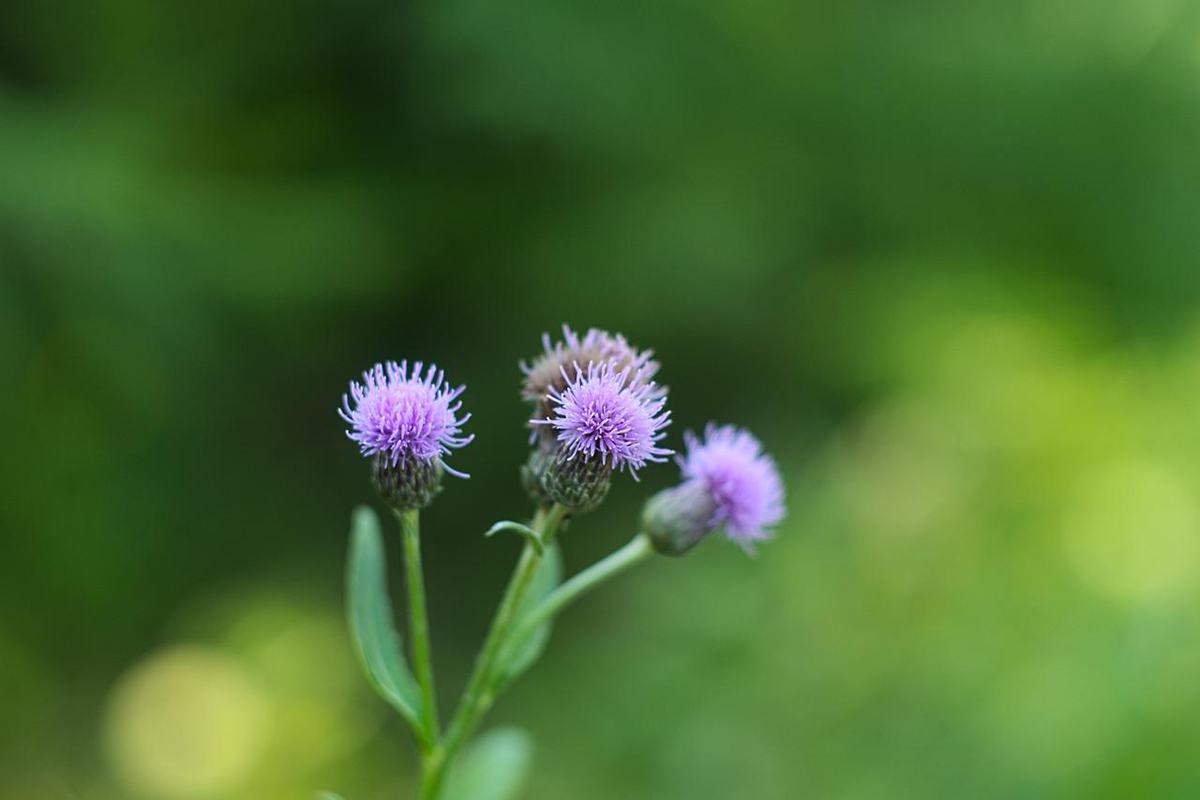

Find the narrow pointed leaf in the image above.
[
  {"left": 346, "top": 506, "right": 422, "bottom": 728},
  {"left": 442, "top": 727, "right": 535, "bottom": 800},
  {"left": 495, "top": 543, "right": 562, "bottom": 688},
  {"left": 484, "top": 521, "right": 544, "bottom": 554}
]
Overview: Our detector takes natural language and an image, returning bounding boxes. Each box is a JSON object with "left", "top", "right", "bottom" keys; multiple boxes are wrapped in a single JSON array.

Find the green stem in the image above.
[
  {"left": 507, "top": 533, "right": 653, "bottom": 650},
  {"left": 417, "top": 749, "right": 445, "bottom": 800},
  {"left": 427, "top": 504, "right": 568, "bottom": 797},
  {"left": 397, "top": 509, "right": 440, "bottom": 750}
]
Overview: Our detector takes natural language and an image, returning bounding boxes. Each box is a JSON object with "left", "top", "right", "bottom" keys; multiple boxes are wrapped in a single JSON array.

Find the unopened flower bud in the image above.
[
  {"left": 541, "top": 450, "right": 613, "bottom": 512},
  {"left": 642, "top": 482, "right": 716, "bottom": 556},
  {"left": 520, "top": 442, "right": 554, "bottom": 506}
]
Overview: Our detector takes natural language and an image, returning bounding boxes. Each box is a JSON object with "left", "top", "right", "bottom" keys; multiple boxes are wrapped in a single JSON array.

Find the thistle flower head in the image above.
[
  {"left": 338, "top": 361, "right": 473, "bottom": 479},
  {"left": 678, "top": 423, "right": 785, "bottom": 551},
  {"left": 521, "top": 325, "right": 662, "bottom": 418},
  {"left": 534, "top": 360, "right": 672, "bottom": 478}
]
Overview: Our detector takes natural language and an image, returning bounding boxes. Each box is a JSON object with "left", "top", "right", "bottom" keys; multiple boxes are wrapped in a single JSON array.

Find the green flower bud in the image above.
[
  {"left": 642, "top": 483, "right": 717, "bottom": 557},
  {"left": 372, "top": 454, "right": 444, "bottom": 512},
  {"left": 520, "top": 442, "right": 554, "bottom": 506},
  {"left": 540, "top": 451, "right": 612, "bottom": 513}
]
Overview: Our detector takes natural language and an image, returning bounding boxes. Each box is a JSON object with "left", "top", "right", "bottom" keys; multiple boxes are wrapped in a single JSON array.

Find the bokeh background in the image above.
[{"left": 5, "top": 1, "right": 1200, "bottom": 798}]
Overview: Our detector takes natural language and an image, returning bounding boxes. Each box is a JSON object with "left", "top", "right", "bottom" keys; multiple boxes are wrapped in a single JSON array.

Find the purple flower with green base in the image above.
[
  {"left": 339, "top": 360, "right": 474, "bottom": 479},
  {"left": 534, "top": 360, "right": 671, "bottom": 477},
  {"left": 334, "top": 338, "right": 791, "bottom": 800},
  {"left": 528, "top": 360, "right": 672, "bottom": 512},
  {"left": 644, "top": 423, "right": 785, "bottom": 555}
]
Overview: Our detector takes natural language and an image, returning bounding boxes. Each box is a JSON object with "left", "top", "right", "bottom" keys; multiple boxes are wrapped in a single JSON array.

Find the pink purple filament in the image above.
[
  {"left": 533, "top": 361, "right": 672, "bottom": 478},
  {"left": 339, "top": 361, "right": 474, "bottom": 478}
]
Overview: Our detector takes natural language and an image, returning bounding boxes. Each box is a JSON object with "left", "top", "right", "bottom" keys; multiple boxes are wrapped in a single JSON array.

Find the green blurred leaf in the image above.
[
  {"left": 442, "top": 727, "right": 535, "bottom": 800},
  {"left": 484, "top": 521, "right": 544, "bottom": 554},
  {"left": 346, "top": 506, "right": 422, "bottom": 729},
  {"left": 495, "top": 544, "right": 562, "bottom": 689},
  {"left": 316, "top": 792, "right": 345, "bottom": 800}
]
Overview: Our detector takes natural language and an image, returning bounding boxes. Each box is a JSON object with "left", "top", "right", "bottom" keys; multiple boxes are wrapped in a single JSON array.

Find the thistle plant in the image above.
[{"left": 327, "top": 327, "right": 786, "bottom": 800}]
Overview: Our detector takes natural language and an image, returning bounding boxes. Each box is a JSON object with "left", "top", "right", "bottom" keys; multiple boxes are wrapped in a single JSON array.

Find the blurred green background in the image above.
[{"left": 5, "top": 1, "right": 1200, "bottom": 798}]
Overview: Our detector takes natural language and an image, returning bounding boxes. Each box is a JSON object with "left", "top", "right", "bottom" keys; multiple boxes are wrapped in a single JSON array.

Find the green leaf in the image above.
[
  {"left": 495, "top": 543, "right": 562, "bottom": 689},
  {"left": 316, "top": 793, "right": 345, "bottom": 800},
  {"left": 346, "top": 505, "right": 422, "bottom": 729},
  {"left": 484, "top": 520, "right": 544, "bottom": 554},
  {"left": 442, "top": 727, "right": 535, "bottom": 800}
]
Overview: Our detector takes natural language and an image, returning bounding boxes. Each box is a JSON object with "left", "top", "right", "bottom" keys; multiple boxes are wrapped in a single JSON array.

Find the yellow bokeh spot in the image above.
[
  {"left": 1063, "top": 461, "right": 1199, "bottom": 606},
  {"left": 105, "top": 645, "right": 271, "bottom": 798}
]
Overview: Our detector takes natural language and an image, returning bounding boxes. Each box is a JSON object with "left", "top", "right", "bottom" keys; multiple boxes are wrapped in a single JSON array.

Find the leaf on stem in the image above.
[
  {"left": 442, "top": 727, "right": 535, "bottom": 800},
  {"left": 346, "top": 506, "right": 423, "bottom": 730},
  {"left": 484, "top": 521, "right": 544, "bottom": 554},
  {"left": 494, "top": 543, "right": 562, "bottom": 689}
]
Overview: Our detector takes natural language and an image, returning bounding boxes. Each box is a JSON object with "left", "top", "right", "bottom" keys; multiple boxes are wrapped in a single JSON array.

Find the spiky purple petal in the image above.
[
  {"left": 338, "top": 361, "right": 473, "bottom": 478},
  {"left": 533, "top": 361, "right": 671, "bottom": 477},
  {"left": 679, "top": 423, "right": 785, "bottom": 551},
  {"left": 521, "top": 324, "right": 662, "bottom": 406}
]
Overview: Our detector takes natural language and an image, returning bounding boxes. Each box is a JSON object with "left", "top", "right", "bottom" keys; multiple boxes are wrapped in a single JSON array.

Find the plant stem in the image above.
[
  {"left": 427, "top": 503, "right": 568, "bottom": 797},
  {"left": 508, "top": 533, "right": 653, "bottom": 649},
  {"left": 397, "top": 509, "right": 440, "bottom": 749},
  {"left": 416, "top": 748, "right": 445, "bottom": 800}
]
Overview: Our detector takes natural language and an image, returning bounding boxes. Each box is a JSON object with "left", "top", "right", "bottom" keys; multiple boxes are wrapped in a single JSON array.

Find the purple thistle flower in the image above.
[
  {"left": 678, "top": 423, "right": 785, "bottom": 551},
  {"left": 521, "top": 325, "right": 662, "bottom": 411},
  {"left": 338, "top": 361, "right": 474, "bottom": 478},
  {"left": 533, "top": 360, "right": 671, "bottom": 478}
]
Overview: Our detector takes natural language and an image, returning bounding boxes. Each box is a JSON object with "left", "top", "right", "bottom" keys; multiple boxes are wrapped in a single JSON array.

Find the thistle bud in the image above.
[
  {"left": 642, "top": 482, "right": 716, "bottom": 556},
  {"left": 520, "top": 441, "right": 554, "bottom": 506},
  {"left": 541, "top": 451, "right": 613, "bottom": 512},
  {"left": 372, "top": 453, "right": 444, "bottom": 511}
]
